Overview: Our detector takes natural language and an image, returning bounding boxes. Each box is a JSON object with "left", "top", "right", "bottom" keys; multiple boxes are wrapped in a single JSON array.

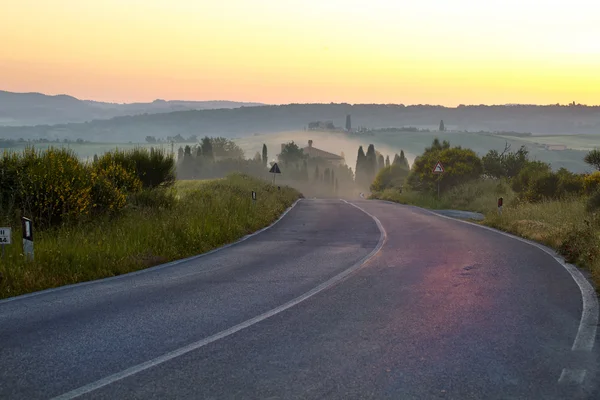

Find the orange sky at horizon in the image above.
[{"left": 2, "top": 0, "right": 600, "bottom": 106}]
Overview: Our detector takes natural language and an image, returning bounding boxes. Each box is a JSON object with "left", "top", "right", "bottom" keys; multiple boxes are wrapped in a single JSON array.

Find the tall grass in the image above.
[{"left": 0, "top": 174, "right": 300, "bottom": 299}]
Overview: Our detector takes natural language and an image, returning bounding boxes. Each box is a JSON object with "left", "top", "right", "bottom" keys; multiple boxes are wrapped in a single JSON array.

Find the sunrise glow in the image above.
[{"left": 2, "top": 0, "right": 599, "bottom": 105}]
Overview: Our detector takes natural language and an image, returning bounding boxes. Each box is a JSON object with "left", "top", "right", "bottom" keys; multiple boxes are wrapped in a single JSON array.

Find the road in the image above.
[{"left": 0, "top": 199, "right": 598, "bottom": 399}]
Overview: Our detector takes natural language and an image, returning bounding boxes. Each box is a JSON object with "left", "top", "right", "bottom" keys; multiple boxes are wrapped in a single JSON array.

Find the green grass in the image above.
[{"left": 0, "top": 174, "right": 300, "bottom": 299}]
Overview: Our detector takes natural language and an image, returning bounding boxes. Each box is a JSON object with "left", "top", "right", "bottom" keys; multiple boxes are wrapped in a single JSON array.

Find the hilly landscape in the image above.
[
  {"left": 0, "top": 90, "right": 264, "bottom": 126},
  {"left": 1, "top": 101, "right": 599, "bottom": 144}
]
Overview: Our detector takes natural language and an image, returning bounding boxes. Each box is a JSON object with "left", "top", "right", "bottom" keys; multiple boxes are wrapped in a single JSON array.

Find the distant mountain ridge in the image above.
[
  {"left": 0, "top": 90, "right": 265, "bottom": 126},
  {"left": 1, "top": 102, "right": 600, "bottom": 143}
]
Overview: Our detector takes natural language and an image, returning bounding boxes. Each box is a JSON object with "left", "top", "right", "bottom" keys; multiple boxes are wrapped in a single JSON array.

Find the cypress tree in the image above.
[
  {"left": 356, "top": 146, "right": 366, "bottom": 186},
  {"left": 377, "top": 154, "right": 385, "bottom": 171},
  {"left": 385, "top": 155, "right": 390, "bottom": 168},
  {"left": 366, "top": 144, "right": 377, "bottom": 182},
  {"left": 262, "top": 144, "right": 268, "bottom": 167},
  {"left": 201, "top": 136, "right": 213, "bottom": 161},
  {"left": 345, "top": 114, "right": 352, "bottom": 131},
  {"left": 439, "top": 120, "right": 445, "bottom": 132},
  {"left": 393, "top": 153, "right": 401, "bottom": 165},
  {"left": 399, "top": 150, "right": 409, "bottom": 169}
]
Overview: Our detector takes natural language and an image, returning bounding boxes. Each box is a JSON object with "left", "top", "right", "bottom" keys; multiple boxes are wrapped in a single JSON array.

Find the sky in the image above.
[{"left": 2, "top": 0, "right": 600, "bottom": 105}]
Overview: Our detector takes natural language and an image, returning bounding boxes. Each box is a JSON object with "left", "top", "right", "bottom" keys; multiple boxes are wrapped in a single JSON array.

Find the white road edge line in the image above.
[
  {"left": 377, "top": 200, "right": 599, "bottom": 382},
  {"left": 0, "top": 199, "right": 303, "bottom": 305},
  {"left": 558, "top": 368, "right": 587, "bottom": 384},
  {"left": 50, "top": 200, "right": 387, "bottom": 400}
]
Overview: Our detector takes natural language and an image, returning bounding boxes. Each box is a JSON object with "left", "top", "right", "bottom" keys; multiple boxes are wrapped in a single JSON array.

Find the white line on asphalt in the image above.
[
  {"left": 50, "top": 200, "right": 386, "bottom": 400},
  {"left": 0, "top": 199, "right": 303, "bottom": 306},
  {"left": 376, "top": 200, "right": 599, "bottom": 383},
  {"left": 558, "top": 368, "right": 587, "bottom": 384}
]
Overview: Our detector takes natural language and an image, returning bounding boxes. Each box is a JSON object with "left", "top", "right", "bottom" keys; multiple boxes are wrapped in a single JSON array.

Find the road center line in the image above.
[{"left": 50, "top": 200, "right": 386, "bottom": 400}]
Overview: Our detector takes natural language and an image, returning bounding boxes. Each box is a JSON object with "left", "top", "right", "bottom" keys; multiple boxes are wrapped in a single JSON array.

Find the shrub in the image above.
[
  {"left": 584, "top": 172, "right": 600, "bottom": 194},
  {"left": 407, "top": 140, "right": 483, "bottom": 193},
  {"left": 558, "top": 217, "right": 600, "bottom": 265},
  {"left": 90, "top": 173, "right": 127, "bottom": 214},
  {"left": 556, "top": 168, "right": 585, "bottom": 197},
  {"left": 525, "top": 173, "right": 560, "bottom": 202},
  {"left": 588, "top": 189, "right": 600, "bottom": 213},
  {"left": 96, "top": 148, "right": 175, "bottom": 189},
  {"left": 510, "top": 161, "right": 551, "bottom": 194},
  {"left": 370, "top": 164, "right": 410, "bottom": 192},
  {"left": 14, "top": 147, "right": 94, "bottom": 227}
]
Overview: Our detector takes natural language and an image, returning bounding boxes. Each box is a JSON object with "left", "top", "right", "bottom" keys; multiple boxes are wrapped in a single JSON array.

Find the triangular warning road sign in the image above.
[
  {"left": 269, "top": 163, "right": 281, "bottom": 174},
  {"left": 433, "top": 161, "right": 444, "bottom": 174}
]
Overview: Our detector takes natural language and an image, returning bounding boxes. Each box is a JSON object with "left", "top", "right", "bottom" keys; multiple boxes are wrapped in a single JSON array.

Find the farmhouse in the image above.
[
  {"left": 302, "top": 140, "right": 345, "bottom": 166},
  {"left": 545, "top": 144, "right": 567, "bottom": 151}
]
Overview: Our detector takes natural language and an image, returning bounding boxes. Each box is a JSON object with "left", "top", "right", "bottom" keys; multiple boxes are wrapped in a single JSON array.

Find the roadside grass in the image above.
[
  {"left": 372, "top": 180, "right": 600, "bottom": 287},
  {"left": 0, "top": 174, "right": 300, "bottom": 299}
]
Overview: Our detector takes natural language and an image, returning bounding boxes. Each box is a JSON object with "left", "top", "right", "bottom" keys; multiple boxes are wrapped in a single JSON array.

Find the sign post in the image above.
[
  {"left": 432, "top": 161, "right": 445, "bottom": 198},
  {"left": 498, "top": 197, "right": 503, "bottom": 215},
  {"left": 0, "top": 227, "right": 11, "bottom": 259},
  {"left": 21, "top": 217, "right": 33, "bottom": 261},
  {"left": 252, "top": 191, "right": 257, "bottom": 204},
  {"left": 269, "top": 163, "right": 281, "bottom": 184}
]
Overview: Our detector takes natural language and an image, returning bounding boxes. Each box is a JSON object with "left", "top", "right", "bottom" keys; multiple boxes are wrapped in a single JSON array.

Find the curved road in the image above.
[{"left": 0, "top": 199, "right": 598, "bottom": 399}]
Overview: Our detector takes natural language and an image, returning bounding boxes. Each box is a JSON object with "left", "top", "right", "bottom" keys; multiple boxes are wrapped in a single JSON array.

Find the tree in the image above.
[
  {"left": 184, "top": 145, "right": 192, "bottom": 157},
  {"left": 371, "top": 164, "right": 411, "bottom": 192},
  {"left": 377, "top": 154, "right": 385, "bottom": 171},
  {"left": 406, "top": 139, "right": 483, "bottom": 193},
  {"left": 196, "top": 146, "right": 202, "bottom": 157},
  {"left": 253, "top": 151, "right": 262, "bottom": 162},
  {"left": 385, "top": 155, "right": 390, "bottom": 168},
  {"left": 279, "top": 141, "right": 306, "bottom": 165},
  {"left": 393, "top": 150, "right": 410, "bottom": 169},
  {"left": 585, "top": 149, "right": 600, "bottom": 171},
  {"left": 439, "top": 120, "right": 445, "bottom": 132},
  {"left": 302, "top": 159, "right": 309, "bottom": 181},
  {"left": 177, "top": 146, "right": 184, "bottom": 160},
  {"left": 365, "top": 144, "right": 377, "bottom": 183},
  {"left": 211, "top": 137, "right": 244, "bottom": 159},
  {"left": 482, "top": 143, "right": 529, "bottom": 179},
  {"left": 145, "top": 136, "right": 157, "bottom": 143},
  {"left": 346, "top": 114, "right": 352, "bottom": 131},
  {"left": 355, "top": 146, "right": 367, "bottom": 187},
  {"left": 201, "top": 137, "right": 214, "bottom": 161},
  {"left": 262, "top": 144, "right": 268, "bottom": 167},
  {"left": 314, "top": 165, "right": 320, "bottom": 182},
  {"left": 93, "top": 154, "right": 99, "bottom": 163}
]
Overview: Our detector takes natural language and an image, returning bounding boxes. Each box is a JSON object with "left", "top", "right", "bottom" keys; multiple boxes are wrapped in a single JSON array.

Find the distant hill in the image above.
[
  {"left": 0, "top": 90, "right": 265, "bottom": 126},
  {"left": 1, "top": 102, "right": 600, "bottom": 143}
]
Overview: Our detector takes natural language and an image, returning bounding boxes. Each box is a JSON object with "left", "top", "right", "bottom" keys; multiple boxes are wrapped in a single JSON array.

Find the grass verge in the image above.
[
  {"left": 0, "top": 174, "right": 301, "bottom": 299},
  {"left": 372, "top": 180, "right": 600, "bottom": 287}
]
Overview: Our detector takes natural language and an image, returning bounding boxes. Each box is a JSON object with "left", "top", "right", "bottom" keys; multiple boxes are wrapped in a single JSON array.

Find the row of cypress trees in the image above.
[{"left": 355, "top": 144, "right": 409, "bottom": 188}]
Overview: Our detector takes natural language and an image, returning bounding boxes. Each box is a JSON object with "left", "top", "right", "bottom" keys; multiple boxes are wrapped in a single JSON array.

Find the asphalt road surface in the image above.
[{"left": 1, "top": 199, "right": 598, "bottom": 399}]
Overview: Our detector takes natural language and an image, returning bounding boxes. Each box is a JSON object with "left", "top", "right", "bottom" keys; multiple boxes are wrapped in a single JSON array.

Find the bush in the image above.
[
  {"left": 17, "top": 147, "right": 93, "bottom": 227},
  {"left": 96, "top": 148, "right": 175, "bottom": 189},
  {"left": 584, "top": 172, "right": 600, "bottom": 194},
  {"left": 407, "top": 140, "right": 483, "bottom": 193},
  {"left": 370, "top": 164, "right": 410, "bottom": 192},
  {"left": 558, "top": 217, "right": 600, "bottom": 265},
  {"left": 511, "top": 161, "right": 551, "bottom": 194},
  {"left": 588, "top": 189, "right": 600, "bottom": 213}
]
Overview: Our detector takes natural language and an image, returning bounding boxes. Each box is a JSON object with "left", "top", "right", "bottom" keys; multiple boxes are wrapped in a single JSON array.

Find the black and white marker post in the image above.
[
  {"left": 252, "top": 190, "right": 257, "bottom": 205},
  {"left": 498, "top": 197, "right": 503, "bottom": 215},
  {"left": 21, "top": 217, "right": 34, "bottom": 260},
  {"left": 0, "top": 227, "right": 11, "bottom": 259}
]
